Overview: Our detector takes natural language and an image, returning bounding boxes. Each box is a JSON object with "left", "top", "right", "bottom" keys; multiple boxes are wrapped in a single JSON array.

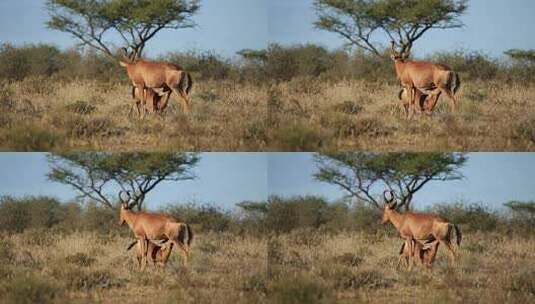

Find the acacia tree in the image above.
[
  {"left": 47, "top": 152, "right": 200, "bottom": 210},
  {"left": 314, "top": 0, "right": 468, "bottom": 58},
  {"left": 46, "top": 0, "right": 201, "bottom": 60},
  {"left": 314, "top": 152, "right": 467, "bottom": 210}
]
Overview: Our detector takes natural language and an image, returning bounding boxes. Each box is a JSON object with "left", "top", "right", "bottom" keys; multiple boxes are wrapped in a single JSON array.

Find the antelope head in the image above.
[
  {"left": 120, "top": 47, "right": 136, "bottom": 63},
  {"left": 382, "top": 190, "right": 397, "bottom": 224},
  {"left": 118, "top": 190, "right": 134, "bottom": 225},
  {"left": 390, "top": 41, "right": 410, "bottom": 62}
]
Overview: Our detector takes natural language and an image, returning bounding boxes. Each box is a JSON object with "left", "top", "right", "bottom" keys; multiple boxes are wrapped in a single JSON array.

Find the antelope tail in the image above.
[
  {"left": 179, "top": 71, "right": 193, "bottom": 95},
  {"left": 178, "top": 223, "right": 194, "bottom": 247},
  {"left": 451, "top": 72, "right": 461, "bottom": 95},
  {"left": 453, "top": 224, "right": 462, "bottom": 246}
]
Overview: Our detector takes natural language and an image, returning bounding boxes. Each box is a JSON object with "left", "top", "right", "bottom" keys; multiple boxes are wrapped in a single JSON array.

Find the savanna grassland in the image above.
[
  {"left": 1, "top": 44, "right": 535, "bottom": 152},
  {"left": 1, "top": 229, "right": 534, "bottom": 303},
  {"left": 0, "top": 78, "right": 268, "bottom": 151},
  {"left": 1, "top": 77, "right": 534, "bottom": 152},
  {"left": 267, "top": 230, "right": 535, "bottom": 303},
  {"left": 268, "top": 78, "right": 535, "bottom": 151},
  {"left": 0, "top": 230, "right": 267, "bottom": 303}
]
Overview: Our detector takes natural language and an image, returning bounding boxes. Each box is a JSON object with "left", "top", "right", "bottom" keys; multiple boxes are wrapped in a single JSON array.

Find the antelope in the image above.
[
  {"left": 398, "top": 239, "right": 438, "bottom": 269},
  {"left": 118, "top": 191, "right": 193, "bottom": 270},
  {"left": 390, "top": 42, "right": 461, "bottom": 118},
  {"left": 119, "top": 49, "right": 193, "bottom": 114},
  {"left": 398, "top": 87, "right": 440, "bottom": 116},
  {"left": 381, "top": 190, "right": 461, "bottom": 269},
  {"left": 126, "top": 239, "right": 172, "bottom": 268},
  {"left": 130, "top": 86, "right": 164, "bottom": 117}
]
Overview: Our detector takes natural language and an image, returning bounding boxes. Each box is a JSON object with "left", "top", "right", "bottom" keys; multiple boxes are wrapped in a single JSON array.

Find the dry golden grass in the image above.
[
  {"left": 1, "top": 77, "right": 534, "bottom": 151},
  {"left": 2, "top": 229, "right": 533, "bottom": 303},
  {"left": 267, "top": 230, "right": 535, "bottom": 303},
  {"left": 0, "top": 78, "right": 268, "bottom": 151},
  {"left": 268, "top": 78, "right": 535, "bottom": 151},
  {"left": 0, "top": 230, "right": 267, "bottom": 303}
]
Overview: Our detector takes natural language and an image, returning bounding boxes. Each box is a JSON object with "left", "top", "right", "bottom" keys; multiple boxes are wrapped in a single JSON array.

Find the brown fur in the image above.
[
  {"left": 398, "top": 239, "right": 439, "bottom": 269},
  {"left": 382, "top": 191, "right": 461, "bottom": 268},
  {"left": 127, "top": 240, "right": 173, "bottom": 268},
  {"left": 119, "top": 58, "right": 193, "bottom": 114},
  {"left": 131, "top": 86, "right": 164, "bottom": 117},
  {"left": 118, "top": 192, "right": 193, "bottom": 270},
  {"left": 398, "top": 87, "right": 440, "bottom": 115},
  {"left": 391, "top": 42, "right": 460, "bottom": 118}
]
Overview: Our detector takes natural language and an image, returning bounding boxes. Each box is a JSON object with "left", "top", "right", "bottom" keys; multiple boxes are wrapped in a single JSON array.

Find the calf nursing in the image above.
[
  {"left": 118, "top": 191, "right": 193, "bottom": 269},
  {"left": 127, "top": 239, "right": 172, "bottom": 268},
  {"left": 381, "top": 190, "right": 461, "bottom": 268},
  {"left": 119, "top": 49, "right": 193, "bottom": 114},
  {"left": 131, "top": 87, "right": 164, "bottom": 117},
  {"left": 391, "top": 42, "right": 460, "bottom": 118}
]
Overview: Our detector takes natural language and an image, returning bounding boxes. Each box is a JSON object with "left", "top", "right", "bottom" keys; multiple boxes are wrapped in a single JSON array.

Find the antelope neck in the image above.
[{"left": 387, "top": 209, "right": 405, "bottom": 232}]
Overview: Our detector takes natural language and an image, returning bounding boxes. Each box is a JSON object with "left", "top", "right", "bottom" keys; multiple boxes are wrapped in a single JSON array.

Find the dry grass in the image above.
[
  {"left": 2, "top": 229, "right": 533, "bottom": 303},
  {"left": 268, "top": 78, "right": 535, "bottom": 151},
  {"left": 0, "top": 78, "right": 268, "bottom": 151},
  {"left": 267, "top": 231, "right": 535, "bottom": 303},
  {"left": 1, "top": 77, "right": 534, "bottom": 151},
  {"left": 0, "top": 230, "right": 267, "bottom": 303}
]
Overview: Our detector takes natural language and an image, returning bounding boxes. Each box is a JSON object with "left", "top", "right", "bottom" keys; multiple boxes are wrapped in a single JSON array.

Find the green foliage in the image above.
[
  {"left": 0, "top": 196, "right": 65, "bottom": 233},
  {"left": 0, "top": 43, "right": 64, "bottom": 81},
  {"left": 314, "top": 153, "right": 467, "bottom": 209},
  {"left": 430, "top": 50, "right": 499, "bottom": 80},
  {"left": 165, "top": 203, "right": 233, "bottom": 232},
  {"left": 165, "top": 50, "right": 236, "bottom": 80},
  {"left": 505, "top": 49, "right": 535, "bottom": 64},
  {"left": 3, "top": 124, "right": 64, "bottom": 152},
  {"left": 47, "top": 152, "right": 200, "bottom": 209},
  {"left": 314, "top": 0, "right": 468, "bottom": 56},
  {"left": 430, "top": 202, "right": 500, "bottom": 232},
  {"left": 46, "top": 0, "right": 200, "bottom": 58}
]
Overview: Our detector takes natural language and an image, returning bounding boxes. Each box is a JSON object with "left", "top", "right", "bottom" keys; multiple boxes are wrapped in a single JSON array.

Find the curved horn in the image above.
[
  {"left": 390, "top": 41, "right": 396, "bottom": 53},
  {"left": 118, "top": 190, "right": 132, "bottom": 206},
  {"left": 383, "top": 190, "right": 394, "bottom": 203}
]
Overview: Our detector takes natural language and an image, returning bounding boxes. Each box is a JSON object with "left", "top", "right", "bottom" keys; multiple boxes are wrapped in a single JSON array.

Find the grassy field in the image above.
[
  {"left": 0, "top": 78, "right": 268, "bottom": 151},
  {"left": 269, "top": 78, "right": 535, "bottom": 151},
  {"left": 267, "top": 230, "right": 535, "bottom": 303},
  {"left": 1, "top": 229, "right": 533, "bottom": 303},
  {"left": 0, "top": 230, "right": 267, "bottom": 303},
  {"left": 1, "top": 77, "right": 534, "bottom": 151}
]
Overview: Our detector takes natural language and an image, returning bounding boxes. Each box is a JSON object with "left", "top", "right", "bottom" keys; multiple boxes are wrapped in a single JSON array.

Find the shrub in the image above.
[
  {"left": 1, "top": 273, "right": 61, "bottom": 304},
  {"left": 65, "top": 252, "right": 96, "bottom": 267},
  {"left": 165, "top": 203, "right": 233, "bottom": 233},
  {"left": 269, "top": 273, "right": 335, "bottom": 304},
  {"left": 507, "top": 269, "right": 535, "bottom": 295},
  {"left": 0, "top": 43, "right": 64, "bottom": 81},
  {"left": 0, "top": 196, "right": 65, "bottom": 233},
  {"left": 2, "top": 124, "right": 64, "bottom": 151},
  {"left": 65, "top": 100, "right": 97, "bottom": 115}
]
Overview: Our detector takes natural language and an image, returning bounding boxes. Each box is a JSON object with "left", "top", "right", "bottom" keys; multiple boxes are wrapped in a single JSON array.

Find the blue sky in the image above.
[
  {"left": 0, "top": 0, "right": 534, "bottom": 58},
  {"left": 0, "top": 153, "right": 534, "bottom": 210}
]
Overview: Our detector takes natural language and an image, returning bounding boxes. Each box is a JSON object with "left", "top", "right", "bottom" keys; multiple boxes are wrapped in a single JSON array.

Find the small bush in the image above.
[
  {"left": 1, "top": 273, "right": 61, "bottom": 304},
  {"left": 0, "top": 238, "right": 15, "bottom": 262},
  {"left": 332, "top": 100, "right": 363, "bottom": 115},
  {"left": 269, "top": 274, "right": 335, "bottom": 304},
  {"left": 274, "top": 123, "right": 326, "bottom": 151},
  {"left": 65, "top": 100, "right": 97, "bottom": 115},
  {"left": 331, "top": 253, "right": 363, "bottom": 268},
  {"left": 3, "top": 124, "right": 64, "bottom": 151},
  {"left": 65, "top": 252, "right": 96, "bottom": 267},
  {"left": 508, "top": 269, "right": 535, "bottom": 295}
]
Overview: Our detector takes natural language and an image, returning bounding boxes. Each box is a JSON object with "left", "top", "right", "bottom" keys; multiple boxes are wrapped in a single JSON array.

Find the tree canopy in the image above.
[
  {"left": 314, "top": 0, "right": 468, "bottom": 57},
  {"left": 46, "top": 0, "right": 201, "bottom": 60},
  {"left": 47, "top": 152, "right": 200, "bottom": 210},
  {"left": 314, "top": 152, "right": 467, "bottom": 210}
]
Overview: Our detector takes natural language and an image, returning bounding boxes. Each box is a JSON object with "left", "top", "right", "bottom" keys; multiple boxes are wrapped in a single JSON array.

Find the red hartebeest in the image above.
[
  {"left": 382, "top": 190, "right": 461, "bottom": 269},
  {"left": 390, "top": 42, "right": 461, "bottom": 118},
  {"left": 119, "top": 49, "right": 193, "bottom": 114},
  {"left": 398, "top": 87, "right": 440, "bottom": 116},
  {"left": 130, "top": 86, "right": 164, "bottom": 117},
  {"left": 118, "top": 191, "right": 193, "bottom": 270},
  {"left": 398, "top": 239, "right": 438, "bottom": 269},
  {"left": 126, "top": 239, "right": 172, "bottom": 268}
]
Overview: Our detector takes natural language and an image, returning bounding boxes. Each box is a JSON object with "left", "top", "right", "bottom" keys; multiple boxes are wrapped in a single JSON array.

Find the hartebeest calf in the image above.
[
  {"left": 398, "top": 239, "right": 438, "bottom": 269},
  {"left": 127, "top": 239, "right": 172, "bottom": 268},
  {"left": 119, "top": 49, "right": 193, "bottom": 114},
  {"left": 118, "top": 191, "right": 193, "bottom": 270},
  {"left": 381, "top": 190, "right": 461, "bottom": 269},
  {"left": 130, "top": 87, "right": 164, "bottom": 117},
  {"left": 390, "top": 42, "right": 461, "bottom": 118},
  {"left": 398, "top": 87, "right": 440, "bottom": 116}
]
